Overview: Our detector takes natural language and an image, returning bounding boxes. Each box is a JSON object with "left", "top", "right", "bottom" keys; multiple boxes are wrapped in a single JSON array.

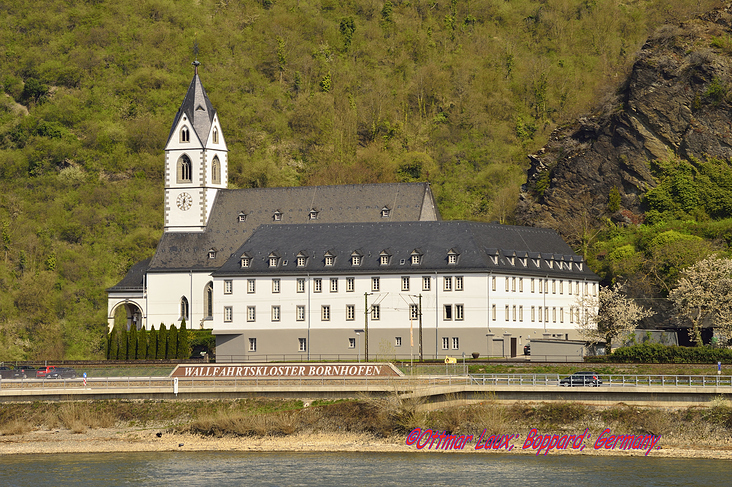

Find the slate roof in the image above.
[
  {"left": 107, "top": 257, "right": 151, "bottom": 292},
  {"left": 148, "top": 182, "right": 438, "bottom": 271},
  {"left": 166, "top": 72, "right": 216, "bottom": 146},
  {"left": 213, "top": 221, "right": 599, "bottom": 280}
]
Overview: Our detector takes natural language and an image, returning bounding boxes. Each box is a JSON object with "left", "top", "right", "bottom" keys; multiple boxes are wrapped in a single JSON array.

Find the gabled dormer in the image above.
[{"left": 447, "top": 248, "right": 460, "bottom": 265}]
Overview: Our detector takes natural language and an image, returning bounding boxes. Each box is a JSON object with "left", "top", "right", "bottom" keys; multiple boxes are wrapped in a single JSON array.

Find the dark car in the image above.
[
  {"left": 523, "top": 344, "right": 530, "bottom": 356},
  {"left": 45, "top": 367, "right": 77, "bottom": 379},
  {"left": 0, "top": 366, "right": 15, "bottom": 379},
  {"left": 12, "top": 366, "right": 36, "bottom": 379},
  {"left": 559, "top": 371, "right": 602, "bottom": 387}
]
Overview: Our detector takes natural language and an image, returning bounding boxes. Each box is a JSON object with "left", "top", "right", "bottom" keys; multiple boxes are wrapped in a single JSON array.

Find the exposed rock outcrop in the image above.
[{"left": 517, "top": 6, "right": 732, "bottom": 240}]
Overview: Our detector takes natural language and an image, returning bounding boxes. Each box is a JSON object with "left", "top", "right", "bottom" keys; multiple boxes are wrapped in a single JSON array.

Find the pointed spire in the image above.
[{"left": 165, "top": 58, "right": 217, "bottom": 147}]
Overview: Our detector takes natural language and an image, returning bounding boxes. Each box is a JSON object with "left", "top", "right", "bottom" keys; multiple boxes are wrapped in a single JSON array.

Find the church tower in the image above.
[{"left": 163, "top": 61, "right": 228, "bottom": 232}]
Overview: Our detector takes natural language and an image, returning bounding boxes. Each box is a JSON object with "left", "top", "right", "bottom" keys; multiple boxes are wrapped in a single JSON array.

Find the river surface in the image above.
[{"left": 0, "top": 451, "right": 728, "bottom": 486}]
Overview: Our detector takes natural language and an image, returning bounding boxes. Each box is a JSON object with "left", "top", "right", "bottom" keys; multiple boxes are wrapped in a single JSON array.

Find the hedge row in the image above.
[
  {"left": 107, "top": 321, "right": 190, "bottom": 360},
  {"left": 602, "top": 343, "right": 732, "bottom": 363}
]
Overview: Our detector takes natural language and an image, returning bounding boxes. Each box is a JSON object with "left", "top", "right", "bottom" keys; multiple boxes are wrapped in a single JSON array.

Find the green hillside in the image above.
[{"left": 0, "top": 0, "right": 722, "bottom": 359}]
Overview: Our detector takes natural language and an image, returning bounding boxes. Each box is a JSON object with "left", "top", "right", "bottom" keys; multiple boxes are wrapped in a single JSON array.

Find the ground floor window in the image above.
[
  {"left": 249, "top": 338, "right": 257, "bottom": 352},
  {"left": 298, "top": 338, "right": 307, "bottom": 352}
]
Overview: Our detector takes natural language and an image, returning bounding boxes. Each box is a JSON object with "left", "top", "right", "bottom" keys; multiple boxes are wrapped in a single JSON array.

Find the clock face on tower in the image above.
[{"left": 176, "top": 192, "right": 193, "bottom": 211}]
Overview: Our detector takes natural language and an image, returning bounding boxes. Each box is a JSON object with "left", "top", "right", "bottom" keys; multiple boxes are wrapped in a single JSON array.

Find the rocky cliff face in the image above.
[{"left": 517, "top": 7, "right": 732, "bottom": 241}]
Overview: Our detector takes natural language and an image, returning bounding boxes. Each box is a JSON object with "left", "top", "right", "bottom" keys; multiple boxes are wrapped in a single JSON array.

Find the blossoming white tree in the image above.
[
  {"left": 668, "top": 255, "right": 732, "bottom": 346},
  {"left": 577, "top": 283, "right": 654, "bottom": 353}
]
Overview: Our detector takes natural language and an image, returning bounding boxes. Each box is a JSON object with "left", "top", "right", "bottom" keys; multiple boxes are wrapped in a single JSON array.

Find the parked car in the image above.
[
  {"left": 523, "top": 344, "right": 530, "bottom": 356},
  {"left": 559, "top": 371, "right": 602, "bottom": 387},
  {"left": 12, "top": 366, "right": 36, "bottom": 379},
  {"left": 45, "top": 368, "right": 77, "bottom": 379},
  {"left": 36, "top": 366, "right": 58, "bottom": 379},
  {"left": 0, "top": 366, "right": 15, "bottom": 379}
]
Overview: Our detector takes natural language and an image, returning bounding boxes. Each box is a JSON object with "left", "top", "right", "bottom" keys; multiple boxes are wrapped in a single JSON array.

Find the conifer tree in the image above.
[
  {"left": 148, "top": 325, "right": 158, "bottom": 359},
  {"left": 138, "top": 326, "right": 148, "bottom": 360},
  {"left": 157, "top": 324, "right": 167, "bottom": 360},
  {"left": 119, "top": 326, "right": 128, "bottom": 360},
  {"left": 167, "top": 324, "right": 178, "bottom": 360},
  {"left": 129, "top": 325, "right": 138, "bottom": 360},
  {"left": 108, "top": 324, "right": 119, "bottom": 360},
  {"left": 177, "top": 320, "right": 190, "bottom": 359}
]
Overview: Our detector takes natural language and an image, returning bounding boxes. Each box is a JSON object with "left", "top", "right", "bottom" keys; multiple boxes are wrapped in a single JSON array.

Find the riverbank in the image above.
[{"left": 1, "top": 397, "right": 732, "bottom": 459}]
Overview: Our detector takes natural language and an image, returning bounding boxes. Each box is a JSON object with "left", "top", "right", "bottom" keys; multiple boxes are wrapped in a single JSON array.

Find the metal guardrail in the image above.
[{"left": 1, "top": 373, "right": 731, "bottom": 392}]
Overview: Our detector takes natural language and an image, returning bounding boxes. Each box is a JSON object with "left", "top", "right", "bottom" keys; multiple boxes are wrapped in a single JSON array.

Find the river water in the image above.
[{"left": 0, "top": 451, "right": 728, "bottom": 486}]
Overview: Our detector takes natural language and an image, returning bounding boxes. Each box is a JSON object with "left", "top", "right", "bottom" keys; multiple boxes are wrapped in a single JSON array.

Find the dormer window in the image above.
[
  {"left": 181, "top": 126, "right": 190, "bottom": 143},
  {"left": 273, "top": 210, "right": 283, "bottom": 221},
  {"left": 381, "top": 206, "right": 391, "bottom": 218},
  {"left": 447, "top": 249, "right": 459, "bottom": 265},
  {"left": 241, "top": 256, "right": 251, "bottom": 268},
  {"left": 352, "top": 255, "right": 361, "bottom": 266},
  {"left": 380, "top": 255, "right": 389, "bottom": 266},
  {"left": 207, "top": 249, "right": 216, "bottom": 259},
  {"left": 410, "top": 250, "right": 422, "bottom": 265},
  {"left": 297, "top": 256, "right": 307, "bottom": 267},
  {"left": 309, "top": 209, "right": 319, "bottom": 220},
  {"left": 324, "top": 251, "right": 336, "bottom": 266},
  {"left": 269, "top": 256, "right": 279, "bottom": 267},
  {"left": 238, "top": 212, "right": 247, "bottom": 222}
]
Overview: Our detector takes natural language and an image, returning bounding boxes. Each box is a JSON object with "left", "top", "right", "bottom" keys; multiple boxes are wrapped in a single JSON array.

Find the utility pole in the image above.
[
  {"left": 419, "top": 293, "right": 423, "bottom": 362},
  {"left": 364, "top": 292, "right": 369, "bottom": 362}
]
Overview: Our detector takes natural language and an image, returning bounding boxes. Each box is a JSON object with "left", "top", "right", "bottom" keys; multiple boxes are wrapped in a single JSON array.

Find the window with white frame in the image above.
[
  {"left": 531, "top": 278, "right": 535, "bottom": 293},
  {"left": 452, "top": 337, "right": 459, "bottom": 350},
  {"left": 349, "top": 338, "right": 356, "bottom": 348},
  {"left": 492, "top": 304, "right": 496, "bottom": 321},
  {"left": 552, "top": 307, "right": 557, "bottom": 322},
  {"left": 273, "top": 210, "right": 282, "bottom": 221},
  {"left": 272, "top": 306, "right": 280, "bottom": 321},
  {"left": 409, "top": 304, "right": 419, "bottom": 320},
  {"left": 180, "top": 297, "right": 189, "bottom": 320},
  {"left": 570, "top": 306, "right": 574, "bottom": 323},
  {"left": 444, "top": 276, "right": 452, "bottom": 291},
  {"left": 346, "top": 304, "right": 355, "bottom": 321},
  {"left": 224, "top": 306, "right": 233, "bottom": 322},
  {"left": 559, "top": 280, "right": 563, "bottom": 294},
  {"left": 314, "top": 278, "right": 322, "bottom": 292},
  {"left": 325, "top": 255, "right": 334, "bottom": 266},
  {"left": 330, "top": 278, "right": 338, "bottom": 292},
  {"left": 380, "top": 255, "right": 389, "bottom": 266},
  {"left": 238, "top": 212, "right": 247, "bottom": 222},
  {"left": 519, "top": 305, "right": 523, "bottom": 322},
  {"left": 241, "top": 257, "right": 251, "bottom": 268},
  {"left": 538, "top": 306, "right": 542, "bottom": 322},
  {"left": 346, "top": 277, "right": 355, "bottom": 292},
  {"left": 455, "top": 304, "right": 464, "bottom": 320},
  {"left": 381, "top": 207, "right": 391, "bottom": 218},
  {"left": 569, "top": 281, "right": 573, "bottom": 295},
  {"left": 247, "top": 306, "right": 256, "bottom": 322},
  {"left": 512, "top": 305, "right": 517, "bottom": 321},
  {"left": 545, "top": 279, "right": 549, "bottom": 294},
  {"left": 401, "top": 276, "right": 410, "bottom": 291},
  {"left": 395, "top": 337, "right": 402, "bottom": 347},
  {"left": 247, "top": 279, "right": 255, "bottom": 294},
  {"left": 505, "top": 305, "right": 509, "bottom": 321},
  {"left": 298, "top": 338, "right": 307, "bottom": 352},
  {"left": 297, "top": 278, "right": 305, "bottom": 293},
  {"left": 560, "top": 307, "right": 564, "bottom": 323},
  {"left": 492, "top": 276, "right": 496, "bottom": 291},
  {"left": 531, "top": 306, "right": 535, "bottom": 322},
  {"left": 269, "top": 256, "right": 278, "bottom": 267},
  {"left": 512, "top": 277, "right": 516, "bottom": 292},
  {"left": 423, "top": 276, "right": 431, "bottom": 291},
  {"left": 352, "top": 255, "right": 361, "bottom": 266},
  {"left": 442, "top": 337, "right": 449, "bottom": 350},
  {"left": 505, "top": 277, "right": 509, "bottom": 292},
  {"left": 411, "top": 253, "right": 421, "bottom": 265},
  {"left": 371, "top": 304, "right": 380, "bottom": 320},
  {"left": 444, "top": 304, "right": 452, "bottom": 320},
  {"left": 297, "top": 256, "right": 306, "bottom": 267},
  {"left": 321, "top": 305, "right": 330, "bottom": 321},
  {"left": 309, "top": 209, "right": 318, "bottom": 220},
  {"left": 296, "top": 305, "right": 305, "bottom": 321},
  {"left": 552, "top": 279, "right": 556, "bottom": 294},
  {"left": 249, "top": 338, "right": 257, "bottom": 352},
  {"left": 372, "top": 277, "right": 380, "bottom": 291},
  {"left": 448, "top": 253, "right": 457, "bottom": 264},
  {"left": 455, "top": 276, "right": 463, "bottom": 291},
  {"left": 538, "top": 279, "right": 542, "bottom": 293},
  {"left": 519, "top": 278, "right": 523, "bottom": 292},
  {"left": 272, "top": 279, "right": 280, "bottom": 293},
  {"left": 224, "top": 280, "right": 233, "bottom": 294}
]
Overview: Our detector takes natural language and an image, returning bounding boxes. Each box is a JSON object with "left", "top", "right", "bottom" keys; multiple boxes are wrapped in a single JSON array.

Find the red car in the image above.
[{"left": 36, "top": 366, "right": 58, "bottom": 378}]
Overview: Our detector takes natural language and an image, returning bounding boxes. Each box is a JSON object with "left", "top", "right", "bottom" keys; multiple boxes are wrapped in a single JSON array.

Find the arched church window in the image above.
[
  {"left": 204, "top": 282, "right": 213, "bottom": 320},
  {"left": 180, "top": 296, "right": 189, "bottom": 320},
  {"left": 213, "top": 127, "right": 219, "bottom": 144},
  {"left": 178, "top": 155, "right": 192, "bottom": 183},
  {"left": 212, "top": 156, "right": 221, "bottom": 184},
  {"left": 181, "top": 126, "right": 190, "bottom": 143}
]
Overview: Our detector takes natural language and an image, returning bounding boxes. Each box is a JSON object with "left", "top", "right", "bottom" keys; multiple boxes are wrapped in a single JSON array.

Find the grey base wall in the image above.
[{"left": 214, "top": 326, "right": 582, "bottom": 362}]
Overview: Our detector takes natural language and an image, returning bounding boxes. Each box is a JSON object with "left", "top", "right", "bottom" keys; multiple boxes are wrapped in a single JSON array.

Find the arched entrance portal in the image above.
[{"left": 111, "top": 301, "right": 145, "bottom": 332}]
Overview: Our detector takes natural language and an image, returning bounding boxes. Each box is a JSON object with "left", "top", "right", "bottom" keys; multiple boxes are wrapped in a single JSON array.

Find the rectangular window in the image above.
[
  {"left": 444, "top": 304, "right": 452, "bottom": 320},
  {"left": 297, "top": 278, "right": 305, "bottom": 293},
  {"left": 552, "top": 279, "right": 556, "bottom": 294},
  {"left": 519, "top": 305, "right": 523, "bottom": 322},
  {"left": 444, "top": 276, "right": 452, "bottom": 291},
  {"left": 531, "top": 278, "right": 535, "bottom": 293},
  {"left": 314, "top": 278, "right": 322, "bottom": 292},
  {"left": 380, "top": 255, "right": 389, "bottom": 266},
  {"left": 570, "top": 306, "right": 574, "bottom": 323},
  {"left": 452, "top": 337, "right": 459, "bottom": 350},
  {"left": 372, "top": 277, "right": 380, "bottom": 291},
  {"left": 346, "top": 304, "right": 355, "bottom": 321},
  {"left": 321, "top": 305, "right": 330, "bottom": 321},
  {"left": 272, "top": 306, "right": 280, "bottom": 322},
  {"left": 346, "top": 277, "right": 355, "bottom": 292},
  {"left": 224, "top": 280, "right": 233, "bottom": 294},
  {"left": 423, "top": 276, "right": 431, "bottom": 291},
  {"left": 505, "top": 277, "right": 509, "bottom": 292},
  {"left": 545, "top": 279, "right": 549, "bottom": 294},
  {"left": 531, "top": 306, "right": 535, "bottom": 322},
  {"left": 492, "top": 276, "right": 496, "bottom": 291},
  {"left": 297, "top": 256, "right": 306, "bottom": 267},
  {"left": 349, "top": 338, "right": 356, "bottom": 348},
  {"left": 330, "top": 278, "right": 338, "bottom": 292},
  {"left": 442, "top": 337, "right": 449, "bottom": 350},
  {"left": 593, "top": 283, "right": 598, "bottom": 296},
  {"left": 505, "top": 305, "right": 509, "bottom": 321},
  {"left": 492, "top": 304, "right": 496, "bottom": 321},
  {"left": 455, "top": 304, "right": 464, "bottom": 321},
  {"left": 455, "top": 276, "right": 463, "bottom": 291},
  {"left": 569, "top": 280, "right": 573, "bottom": 295},
  {"left": 296, "top": 305, "right": 305, "bottom": 321},
  {"left": 401, "top": 276, "right": 410, "bottom": 291},
  {"left": 298, "top": 338, "right": 307, "bottom": 352},
  {"left": 575, "top": 281, "right": 579, "bottom": 295},
  {"left": 559, "top": 280, "right": 563, "bottom": 294},
  {"left": 272, "top": 279, "right": 280, "bottom": 293},
  {"left": 224, "top": 306, "right": 233, "bottom": 322},
  {"left": 538, "top": 279, "right": 542, "bottom": 293},
  {"left": 247, "top": 306, "right": 256, "bottom": 322},
  {"left": 409, "top": 304, "right": 419, "bottom": 320},
  {"left": 247, "top": 279, "right": 255, "bottom": 294},
  {"left": 552, "top": 307, "right": 557, "bottom": 322},
  {"left": 560, "top": 307, "right": 564, "bottom": 323},
  {"left": 512, "top": 277, "right": 516, "bottom": 292},
  {"left": 371, "top": 304, "right": 380, "bottom": 320},
  {"left": 538, "top": 307, "right": 542, "bottom": 322},
  {"left": 512, "top": 305, "right": 516, "bottom": 321},
  {"left": 325, "top": 256, "right": 334, "bottom": 266},
  {"left": 352, "top": 255, "right": 361, "bottom": 266},
  {"left": 395, "top": 337, "right": 402, "bottom": 347},
  {"left": 519, "top": 278, "right": 523, "bottom": 292},
  {"left": 249, "top": 338, "right": 257, "bottom": 352}
]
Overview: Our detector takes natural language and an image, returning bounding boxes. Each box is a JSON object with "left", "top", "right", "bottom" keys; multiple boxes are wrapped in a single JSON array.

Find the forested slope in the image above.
[{"left": 0, "top": 0, "right": 721, "bottom": 359}]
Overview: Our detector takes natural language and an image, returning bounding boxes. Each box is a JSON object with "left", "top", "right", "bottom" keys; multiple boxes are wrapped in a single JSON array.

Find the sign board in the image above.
[{"left": 171, "top": 363, "right": 402, "bottom": 378}]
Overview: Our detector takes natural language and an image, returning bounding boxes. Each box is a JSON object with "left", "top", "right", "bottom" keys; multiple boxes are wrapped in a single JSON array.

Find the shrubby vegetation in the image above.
[
  {"left": 0, "top": 0, "right": 724, "bottom": 359},
  {"left": 604, "top": 343, "right": 732, "bottom": 363}
]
